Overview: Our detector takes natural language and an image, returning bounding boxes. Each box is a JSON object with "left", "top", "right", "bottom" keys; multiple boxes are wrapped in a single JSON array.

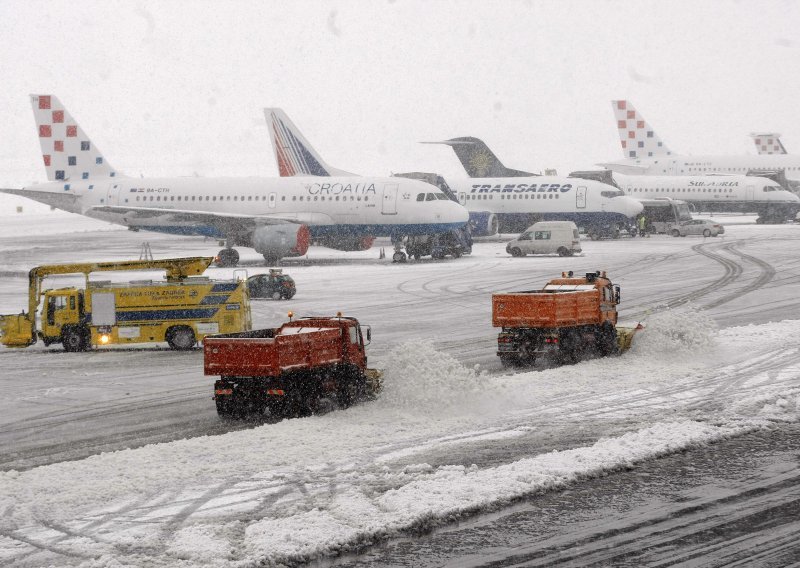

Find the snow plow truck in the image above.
[
  {"left": 493, "top": 270, "right": 640, "bottom": 367},
  {"left": 204, "top": 313, "right": 381, "bottom": 419}
]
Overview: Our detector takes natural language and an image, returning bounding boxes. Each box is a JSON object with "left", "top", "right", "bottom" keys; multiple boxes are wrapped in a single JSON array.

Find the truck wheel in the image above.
[
  {"left": 596, "top": 323, "right": 618, "bottom": 356},
  {"left": 703, "top": 229, "right": 711, "bottom": 237},
  {"left": 283, "top": 291, "right": 295, "bottom": 300},
  {"left": 499, "top": 354, "right": 520, "bottom": 368},
  {"left": 167, "top": 326, "right": 196, "bottom": 350},
  {"left": 271, "top": 291, "right": 281, "bottom": 300},
  {"left": 671, "top": 229, "right": 680, "bottom": 237},
  {"left": 509, "top": 247, "right": 523, "bottom": 257},
  {"left": 215, "top": 396, "right": 237, "bottom": 419},
  {"left": 557, "top": 247, "right": 570, "bottom": 257},
  {"left": 62, "top": 327, "right": 88, "bottom": 352}
]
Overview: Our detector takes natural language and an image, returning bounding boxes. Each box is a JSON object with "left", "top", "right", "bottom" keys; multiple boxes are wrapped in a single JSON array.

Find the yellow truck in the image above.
[{"left": 0, "top": 257, "right": 251, "bottom": 351}]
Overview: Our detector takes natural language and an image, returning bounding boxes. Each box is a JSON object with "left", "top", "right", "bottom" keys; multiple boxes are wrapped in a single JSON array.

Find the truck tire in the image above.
[
  {"left": 166, "top": 326, "right": 196, "bottom": 350},
  {"left": 596, "top": 322, "right": 618, "bottom": 356},
  {"left": 671, "top": 229, "right": 680, "bottom": 237},
  {"left": 499, "top": 354, "right": 520, "bottom": 368},
  {"left": 558, "top": 330, "right": 581, "bottom": 364},
  {"left": 62, "top": 326, "right": 89, "bottom": 352},
  {"left": 509, "top": 247, "right": 523, "bottom": 257},
  {"left": 703, "top": 229, "right": 711, "bottom": 237},
  {"left": 557, "top": 247, "right": 570, "bottom": 257}
]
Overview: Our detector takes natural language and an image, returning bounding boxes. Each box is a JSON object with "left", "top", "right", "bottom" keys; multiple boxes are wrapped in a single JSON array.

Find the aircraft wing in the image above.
[
  {"left": 0, "top": 187, "right": 82, "bottom": 213},
  {"left": 91, "top": 205, "right": 333, "bottom": 231},
  {"left": 595, "top": 162, "right": 652, "bottom": 174}
]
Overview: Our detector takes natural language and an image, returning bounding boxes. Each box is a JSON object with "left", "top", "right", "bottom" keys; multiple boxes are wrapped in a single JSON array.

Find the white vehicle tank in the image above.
[{"left": 506, "top": 221, "right": 581, "bottom": 257}]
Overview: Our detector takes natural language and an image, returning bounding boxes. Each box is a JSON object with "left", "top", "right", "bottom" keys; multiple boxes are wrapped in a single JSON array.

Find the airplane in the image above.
[
  {"left": 0, "top": 95, "right": 469, "bottom": 267},
  {"left": 431, "top": 136, "right": 800, "bottom": 224},
  {"left": 751, "top": 132, "right": 787, "bottom": 155},
  {"left": 264, "top": 110, "right": 643, "bottom": 236},
  {"left": 601, "top": 100, "right": 800, "bottom": 183}
]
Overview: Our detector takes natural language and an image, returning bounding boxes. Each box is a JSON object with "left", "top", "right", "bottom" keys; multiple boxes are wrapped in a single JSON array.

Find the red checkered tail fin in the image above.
[
  {"left": 750, "top": 132, "right": 787, "bottom": 155},
  {"left": 30, "top": 94, "right": 117, "bottom": 182},
  {"left": 611, "top": 100, "right": 672, "bottom": 160}
]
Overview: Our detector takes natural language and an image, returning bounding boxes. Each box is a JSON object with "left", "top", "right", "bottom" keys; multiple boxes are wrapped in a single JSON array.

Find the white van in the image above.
[{"left": 505, "top": 221, "right": 581, "bottom": 257}]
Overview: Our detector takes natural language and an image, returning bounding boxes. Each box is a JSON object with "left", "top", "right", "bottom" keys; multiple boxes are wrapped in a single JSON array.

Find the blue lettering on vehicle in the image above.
[{"left": 470, "top": 183, "right": 573, "bottom": 194}]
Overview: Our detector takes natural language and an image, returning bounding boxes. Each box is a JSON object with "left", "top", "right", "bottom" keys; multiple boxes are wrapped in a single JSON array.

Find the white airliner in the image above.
[
  {"left": 0, "top": 95, "right": 468, "bottom": 266},
  {"left": 601, "top": 100, "right": 800, "bottom": 181},
  {"left": 264, "top": 111, "right": 643, "bottom": 235},
  {"left": 426, "top": 136, "right": 800, "bottom": 224}
]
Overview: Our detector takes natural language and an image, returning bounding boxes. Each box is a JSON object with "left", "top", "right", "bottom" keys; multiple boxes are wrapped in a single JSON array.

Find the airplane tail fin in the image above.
[
  {"left": 750, "top": 132, "right": 787, "bottom": 155},
  {"left": 264, "top": 108, "right": 355, "bottom": 177},
  {"left": 611, "top": 100, "right": 672, "bottom": 159},
  {"left": 422, "top": 137, "right": 536, "bottom": 178},
  {"left": 30, "top": 95, "right": 117, "bottom": 182}
]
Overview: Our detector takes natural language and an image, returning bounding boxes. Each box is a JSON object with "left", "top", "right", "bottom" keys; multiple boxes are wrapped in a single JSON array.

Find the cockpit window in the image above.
[
  {"left": 416, "top": 193, "right": 425, "bottom": 201},
  {"left": 426, "top": 193, "right": 437, "bottom": 201},
  {"left": 435, "top": 193, "right": 448, "bottom": 200}
]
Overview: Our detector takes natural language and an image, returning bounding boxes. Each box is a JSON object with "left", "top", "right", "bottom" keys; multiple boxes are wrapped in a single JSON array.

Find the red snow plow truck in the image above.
[{"left": 204, "top": 313, "right": 381, "bottom": 418}]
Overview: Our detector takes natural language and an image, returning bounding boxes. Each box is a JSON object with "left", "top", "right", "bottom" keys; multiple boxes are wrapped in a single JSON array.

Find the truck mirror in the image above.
[
  {"left": 614, "top": 285, "right": 621, "bottom": 304},
  {"left": 364, "top": 326, "right": 372, "bottom": 345}
]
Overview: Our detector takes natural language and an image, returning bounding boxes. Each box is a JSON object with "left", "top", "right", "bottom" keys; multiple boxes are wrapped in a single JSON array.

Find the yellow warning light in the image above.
[
  {"left": 100, "top": 334, "right": 110, "bottom": 344},
  {"left": 336, "top": 311, "right": 343, "bottom": 317},
  {"left": 287, "top": 311, "right": 294, "bottom": 321}
]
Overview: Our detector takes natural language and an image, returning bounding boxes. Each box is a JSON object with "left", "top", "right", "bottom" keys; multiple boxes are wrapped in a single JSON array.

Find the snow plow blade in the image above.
[
  {"left": 365, "top": 368, "right": 383, "bottom": 397},
  {"left": 616, "top": 324, "right": 644, "bottom": 353}
]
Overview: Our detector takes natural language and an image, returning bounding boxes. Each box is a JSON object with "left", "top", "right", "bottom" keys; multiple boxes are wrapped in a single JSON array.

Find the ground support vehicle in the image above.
[
  {"left": 403, "top": 226, "right": 473, "bottom": 260},
  {"left": 247, "top": 269, "right": 296, "bottom": 300},
  {"left": 0, "top": 257, "right": 251, "bottom": 351},
  {"left": 205, "top": 314, "right": 381, "bottom": 419},
  {"left": 506, "top": 221, "right": 581, "bottom": 257},
  {"left": 493, "top": 270, "right": 635, "bottom": 367}
]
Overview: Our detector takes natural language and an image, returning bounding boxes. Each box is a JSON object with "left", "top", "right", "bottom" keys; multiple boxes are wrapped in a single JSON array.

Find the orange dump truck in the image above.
[
  {"left": 493, "top": 270, "right": 631, "bottom": 367},
  {"left": 204, "top": 314, "right": 381, "bottom": 418}
]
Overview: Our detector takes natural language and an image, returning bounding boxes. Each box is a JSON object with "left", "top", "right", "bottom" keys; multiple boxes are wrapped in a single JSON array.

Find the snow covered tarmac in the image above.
[{"left": 1, "top": 201, "right": 800, "bottom": 567}]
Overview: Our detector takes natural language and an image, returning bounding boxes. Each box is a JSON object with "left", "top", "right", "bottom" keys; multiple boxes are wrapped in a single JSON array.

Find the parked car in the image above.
[
  {"left": 506, "top": 221, "right": 581, "bottom": 257},
  {"left": 247, "top": 269, "right": 296, "bottom": 299},
  {"left": 670, "top": 218, "right": 725, "bottom": 237}
]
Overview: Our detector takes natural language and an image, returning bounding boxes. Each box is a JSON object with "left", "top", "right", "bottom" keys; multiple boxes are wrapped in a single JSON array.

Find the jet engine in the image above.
[
  {"left": 251, "top": 224, "right": 310, "bottom": 261},
  {"left": 315, "top": 234, "right": 376, "bottom": 251},
  {"left": 467, "top": 211, "right": 499, "bottom": 237}
]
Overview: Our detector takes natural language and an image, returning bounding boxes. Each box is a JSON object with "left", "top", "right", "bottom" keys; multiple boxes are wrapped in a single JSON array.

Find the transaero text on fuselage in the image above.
[{"left": 470, "top": 183, "right": 573, "bottom": 194}]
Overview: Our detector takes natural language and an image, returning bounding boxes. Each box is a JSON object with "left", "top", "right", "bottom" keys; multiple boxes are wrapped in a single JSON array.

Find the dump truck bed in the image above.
[
  {"left": 204, "top": 326, "right": 343, "bottom": 377},
  {"left": 492, "top": 289, "right": 603, "bottom": 329}
]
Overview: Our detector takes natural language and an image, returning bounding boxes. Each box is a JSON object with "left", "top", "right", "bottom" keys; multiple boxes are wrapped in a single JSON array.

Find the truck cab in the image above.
[{"left": 42, "top": 288, "right": 87, "bottom": 349}]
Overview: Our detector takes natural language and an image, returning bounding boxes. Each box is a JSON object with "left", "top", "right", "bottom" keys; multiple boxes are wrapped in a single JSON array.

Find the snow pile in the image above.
[
  {"left": 378, "top": 341, "right": 508, "bottom": 416},
  {"left": 630, "top": 307, "right": 718, "bottom": 357}
]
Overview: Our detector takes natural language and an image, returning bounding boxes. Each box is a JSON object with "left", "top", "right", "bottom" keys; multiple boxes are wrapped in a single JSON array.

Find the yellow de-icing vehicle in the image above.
[{"left": 0, "top": 257, "right": 251, "bottom": 351}]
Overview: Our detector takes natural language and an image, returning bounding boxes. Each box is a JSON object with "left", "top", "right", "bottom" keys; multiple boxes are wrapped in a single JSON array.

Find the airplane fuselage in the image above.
[
  {"left": 16, "top": 175, "right": 469, "bottom": 240},
  {"left": 613, "top": 173, "right": 800, "bottom": 215},
  {"left": 449, "top": 176, "right": 644, "bottom": 226},
  {"left": 605, "top": 154, "right": 800, "bottom": 181}
]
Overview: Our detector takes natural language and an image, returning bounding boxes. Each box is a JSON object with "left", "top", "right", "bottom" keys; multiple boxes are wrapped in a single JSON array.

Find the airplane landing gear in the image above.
[{"left": 216, "top": 248, "right": 240, "bottom": 267}]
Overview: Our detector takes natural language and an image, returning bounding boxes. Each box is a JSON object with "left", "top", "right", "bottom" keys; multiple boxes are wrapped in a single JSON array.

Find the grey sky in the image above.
[{"left": 1, "top": 0, "right": 798, "bottom": 186}]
